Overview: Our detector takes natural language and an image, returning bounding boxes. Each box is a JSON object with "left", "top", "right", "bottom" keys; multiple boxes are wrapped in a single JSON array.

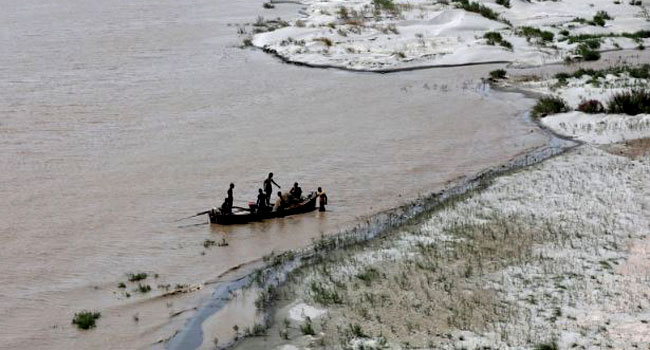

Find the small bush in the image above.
[
  {"left": 72, "top": 311, "right": 101, "bottom": 330},
  {"left": 517, "top": 26, "right": 554, "bottom": 42},
  {"left": 484, "top": 32, "right": 512, "bottom": 49},
  {"left": 262, "top": 2, "right": 274, "bottom": 9},
  {"left": 535, "top": 342, "right": 558, "bottom": 350},
  {"left": 592, "top": 10, "right": 612, "bottom": 26},
  {"left": 128, "top": 273, "right": 147, "bottom": 282},
  {"left": 138, "top": 283, "right": 152, "bottom": 293},
  {"left": 300, "top": 318, "right": 316, "bottom": 335},
  {"left": 531, "top": 96, "right": 570, "bottom": 118},
  {"left": 496, "top": 0, "right": 510, "bottom": 8},
  {"left": 489, "top": 69, "right": 507, "bottom": 79},
  {"left": 607, "top": 89, "right": 650, "bottom": 115},
  {"left": 373, "top": 0, "right": 396, "bottom": 11},
  {"left": 484, "top": 31, "right": 503, "bottom": 44},
  {"left": 453, "top": 0, "right": 509, "bottom": 24},
  {"left": 577, "top": 99, "right": 605, "bottom": 113},
  {"left": 575, "top": 43, "right": 600, "bottom": 61}
]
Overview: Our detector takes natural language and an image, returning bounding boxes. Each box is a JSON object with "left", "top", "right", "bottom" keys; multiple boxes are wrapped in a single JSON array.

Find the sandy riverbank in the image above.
[
  {"left": 220, "top": 62, "right": 650, "bottom": 349},
  {"left": 233, "top": 139, "right": 650, "bottom": 350},
  {"left": 248, "top": 0, "right": 650, "bottom": 71}
]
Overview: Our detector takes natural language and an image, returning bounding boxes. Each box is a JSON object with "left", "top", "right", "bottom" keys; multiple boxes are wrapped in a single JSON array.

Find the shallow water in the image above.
[{"left": 0, "top": 0, "right": 546, "bottom": 348}]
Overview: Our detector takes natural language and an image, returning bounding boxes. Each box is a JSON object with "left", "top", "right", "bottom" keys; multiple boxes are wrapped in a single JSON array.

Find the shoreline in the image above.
[
  {"left": 166, "top": 109, "right": 576, "bottom": 349},
  {"left": 239, "top": 142, "right": 650, "bottom": 350}
]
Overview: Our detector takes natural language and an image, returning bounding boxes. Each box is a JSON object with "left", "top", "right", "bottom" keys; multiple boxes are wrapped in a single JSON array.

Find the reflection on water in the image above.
[{"left": 0, "top": 0, "right": 546, "bottom": 348}]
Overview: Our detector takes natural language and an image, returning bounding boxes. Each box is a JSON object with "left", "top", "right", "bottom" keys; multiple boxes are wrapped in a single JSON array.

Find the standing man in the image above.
[
  {"left": 226, "top": 183, "right": 235, "bottom": 210},
  {"left": 256, "top": 188, "right": 267, "bottom": 213},
  {"left": 263, "top": 173, "right": 281, "bottom": 206},
  {"left": 316, "top": 187, "right": 328, "bottom": 212}
]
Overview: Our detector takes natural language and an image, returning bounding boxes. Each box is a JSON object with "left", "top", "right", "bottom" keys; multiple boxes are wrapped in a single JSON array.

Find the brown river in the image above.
[{"left": 0, "top": 0, "right": 548, "bottom": 348}]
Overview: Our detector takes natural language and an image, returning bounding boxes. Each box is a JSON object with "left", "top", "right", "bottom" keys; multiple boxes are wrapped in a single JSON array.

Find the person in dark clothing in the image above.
[
  {"left": 256, "top": 188, "right": 267, "bottom": 212},
  {"left": 226, "top": 183, "right": 235, "bottom": 207},
  {"left": 316, "top": 187, "right": 328, "bottom": 212},
  {"left": 289, "top": 182, "right": 302, "bottom": 202},
  {"left": 221, "top": 197, "right": 232, "bottom": 214},
  {"left": 263, "top": 173, "right": 281, "bottom": 206}
]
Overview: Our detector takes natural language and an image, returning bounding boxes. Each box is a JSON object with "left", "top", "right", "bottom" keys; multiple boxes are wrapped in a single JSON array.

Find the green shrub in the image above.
[
  {"left": 453, "top": 0, "right": 505, "bottom": 23},
  {"left": 531, "top": 96, "right": 570, "bottom": 118},
  {"left": 138, "top": 283, "right": 152, "bottom": 293},
  {"left": 483, "top": 32, "right": 512, "bottom": 49},
  {"left": 300, "top": 318, "right": 316, "bottom": 335},
  {"left": 583, "top": 38, "right": 601, "bottom": 49},
  {"left": 607, "top": 89, "right": 650, "bottom": 115},
  {"left": 128, "top": 273, "right": 147, "bottom": 282},
  {"left": 484, "top": 31, "right": 503, "bottom": 44},
  {"left": 577, "top": 99, "right": 605, "bottom": 113},
  {"left": 373, "top": 0, "right": 396, "bottom": 11},
  {"left": 575, "top": 43, "right": 601, "bottom": 61},
  {"left": 517, "top": 26, "right": 554, "bottom": 42},
  {"left": 534, "top": 342, "right": 558, "bottom": 350},
  {"left": 489, "top": 69, "right": 507, "bottom": 79},
  {"left": 72, "top": 311, "right": 101, "bottom": 330},
  {"left": 496, "top": 0, "right": 510, "bottom": 8},
  {"left": 592, "top": 10, "right": 612, "bottom": 26}
]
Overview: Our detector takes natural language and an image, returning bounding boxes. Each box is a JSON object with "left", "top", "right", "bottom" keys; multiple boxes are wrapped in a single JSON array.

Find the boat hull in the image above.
[{"left": 208, "top": 193, "right": 317, "bottom": 225}]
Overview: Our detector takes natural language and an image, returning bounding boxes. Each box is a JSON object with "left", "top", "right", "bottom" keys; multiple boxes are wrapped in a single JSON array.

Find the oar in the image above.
[{"left": 174, "top": 210, "right": 211, "bottom": 222}]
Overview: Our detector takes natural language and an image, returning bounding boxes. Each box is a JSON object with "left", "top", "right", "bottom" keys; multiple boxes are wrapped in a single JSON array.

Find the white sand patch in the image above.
[
  {"left": 542, "top": 111, "right": 650, "bottom": 144},
  {"left": 276, "top": 345, "right": 300, "bottom": 350},
  {"left": 287, "top": 302, "right": 327, "bottom": 321}
]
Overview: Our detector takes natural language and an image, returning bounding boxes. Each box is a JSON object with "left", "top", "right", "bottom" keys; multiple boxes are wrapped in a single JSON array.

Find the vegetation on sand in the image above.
[
  {"left": 531, "top": 96, "right": 570, "bottom": 118},
  {"left": 72, "top": 311, "right": 101, "bottom": 330}
]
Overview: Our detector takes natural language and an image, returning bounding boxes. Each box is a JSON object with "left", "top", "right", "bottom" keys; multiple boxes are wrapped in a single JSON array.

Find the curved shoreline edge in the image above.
[
  {"left": 257, "top": 46, "right": 512, "bottom": 74},
  {"left": 167, "top": 115, "right": 578, "bottom": 349}
]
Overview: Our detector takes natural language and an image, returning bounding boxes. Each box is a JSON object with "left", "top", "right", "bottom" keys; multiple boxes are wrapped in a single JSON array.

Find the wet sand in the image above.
[{"left": 0, "top": 0, "right": 546, "bottom": 349}]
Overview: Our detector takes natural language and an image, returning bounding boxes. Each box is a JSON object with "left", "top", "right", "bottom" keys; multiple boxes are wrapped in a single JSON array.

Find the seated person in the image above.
[
  {"left": 289, "top": 182, "right": 303, "bottom": 202},
  {"left": 273, "top": 191, "right": 286, "bottom": 211}
]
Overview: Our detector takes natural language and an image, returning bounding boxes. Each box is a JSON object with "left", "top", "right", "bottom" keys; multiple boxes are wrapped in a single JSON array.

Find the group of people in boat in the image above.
[{"left": 219, "top": 172, "right": 327, "bottom": 214}]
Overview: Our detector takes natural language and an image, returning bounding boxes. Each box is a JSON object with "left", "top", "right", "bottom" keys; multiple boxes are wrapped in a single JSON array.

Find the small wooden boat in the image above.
[{"left": 208, "top": 192, "right": 318, "bottom": 225}]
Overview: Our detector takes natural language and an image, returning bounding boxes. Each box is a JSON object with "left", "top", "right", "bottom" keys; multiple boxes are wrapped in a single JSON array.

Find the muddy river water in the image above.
[{"left": 0, "top": 0, "right": 548, "bottom": 348}]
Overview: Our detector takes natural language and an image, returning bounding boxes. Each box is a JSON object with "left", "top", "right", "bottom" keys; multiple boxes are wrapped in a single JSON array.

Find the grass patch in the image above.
[
  {"left": 484, "top": 31, "right": 513, "bottom": 49},
  {"left": 310, "top": 281, "right": 343, "bottom": 305},
  {"left": 577, "top": 99, "right": 605, "bottom": 114},
  {"left": 72, "top": 311, "right": 101, "bottom": 330},
  {"left": 566, "top": 30, "right": 650, "bottom": 44},
  {"left": 531, "top": 96, "right": 570, "bottom": 118},
  {"left": 575, "top": 43, "right": 601, "bottom": 61},
  {"left": 373, "top": 0, "right": 398, "bottom": 13},
  {"left": 356, "top": 267, "right": 382, "bottom": 286},
  {"left": 517, "top": 26, "right": 554, "bottom": 43},
  {"left": 452, "top": 0, "right": 511, "bottom": 25},
  {"left": 534, "top": 342, "right": 559, "bottom": 350},
  {"left": 128, "top": 272, "right": 147, "bottom": 282},
  {"left": 489, "top": 69, "right": 507, "bottom": 80},
  {"left": 137, "top": 283, "right": 152, "bottom": 293},
  {"left": 300, "top": 317, "right": 316, "bottom": 335},
  {"left": 555, "top": 64, "right": 650, "bottom": 80},
  {"left": 607, "top": 89, "right": 650, "bottom": 115}
]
